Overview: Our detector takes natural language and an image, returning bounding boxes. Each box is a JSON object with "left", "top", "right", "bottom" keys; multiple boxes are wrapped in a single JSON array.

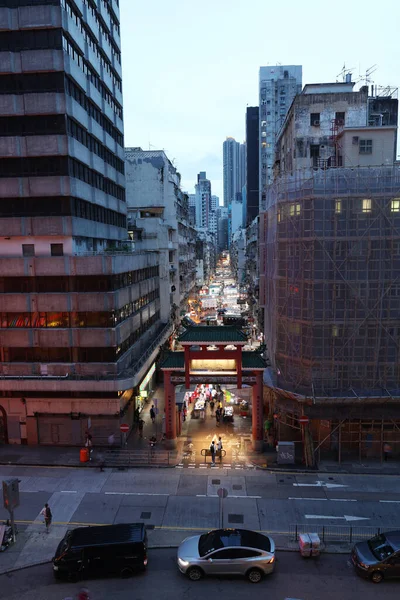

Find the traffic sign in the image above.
[
  {"left": 217, "top": 487, "right": 228, "bottom": 499},
  {"left": 120, "top": 423, "right": 129, "bottom": 433},
  {"left": 299, "top": 416, "right": 309, "bottom": 425}
]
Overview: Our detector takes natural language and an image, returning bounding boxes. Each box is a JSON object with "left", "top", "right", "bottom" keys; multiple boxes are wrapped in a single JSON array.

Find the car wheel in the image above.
[
  {"left": 187, "top": 566, "right": 203, "bottom": 581},
  {"left": 247, "top": 568, "right": 263, "bottom": 583},
  {"left": 120, "top": 567, "right": 134, "bottom": 578},
  {"left": 371, "top": 571, "right": 383, "bottom": 584}
]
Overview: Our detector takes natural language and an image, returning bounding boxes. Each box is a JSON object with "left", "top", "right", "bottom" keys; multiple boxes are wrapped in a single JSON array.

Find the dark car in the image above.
[
  {"left": 53, "top": 523, "right": 148, "bottom": 580},
  {"left": 352, "top": 531, "right": 400, "bottom": 583}
]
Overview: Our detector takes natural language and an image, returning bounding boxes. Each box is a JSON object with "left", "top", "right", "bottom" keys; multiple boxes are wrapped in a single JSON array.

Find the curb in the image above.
[
  {"left": 0, "top": 543, "right": 352, "bottom": 575},
  {"left": 1, "top": 460, "right": 399, "bottom": 476}
]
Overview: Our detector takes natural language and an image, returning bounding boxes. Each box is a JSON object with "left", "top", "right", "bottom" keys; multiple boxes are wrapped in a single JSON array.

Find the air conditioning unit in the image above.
[
  {"left": 313, "top": 120, "right": 320, "bottom": 127},
  {"left": 352, "top": 136, "right": 359, "bottom": 145}
]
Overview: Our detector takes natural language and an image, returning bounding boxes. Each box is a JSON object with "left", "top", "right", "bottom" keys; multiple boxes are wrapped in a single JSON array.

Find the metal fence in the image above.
[
  {"left": 99, "top": 449, "right": 174, "bottom": 468},
  {"left": 290, "top": 523, "right": 394, "bottom": 544}
]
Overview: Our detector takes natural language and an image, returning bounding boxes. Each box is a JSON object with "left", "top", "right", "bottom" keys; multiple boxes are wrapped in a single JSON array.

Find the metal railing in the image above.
[
  {"left": 290, "top": 523, "right": 393, "bottom": 544},
  {"left": 99, "top": 449, "right": 174, "bottom": 467}
]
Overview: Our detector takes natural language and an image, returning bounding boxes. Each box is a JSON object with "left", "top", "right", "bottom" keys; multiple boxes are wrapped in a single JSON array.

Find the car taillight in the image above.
[{"left": 143, "top": 558, "right": 148, "bottom": 566}]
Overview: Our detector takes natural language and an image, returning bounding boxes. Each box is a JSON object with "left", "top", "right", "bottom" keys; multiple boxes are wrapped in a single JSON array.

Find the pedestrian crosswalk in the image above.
[{"left": 175, "top": 462, "right": 256, "bottom": 470}]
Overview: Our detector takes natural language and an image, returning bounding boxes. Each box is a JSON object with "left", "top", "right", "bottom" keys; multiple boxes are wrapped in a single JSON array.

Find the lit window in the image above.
[
  {"left": 362, "top": 199, "right": 372, "bottom": 213},
  {"left": 261, "top": 142, "right": 267, "bottom": 148},
  {"left": 332, "top": 325, "right": 339, "bottom": 337},
  {"left": 289, "top": 202, "right": 301, "bottom": 216},
  {"left": 277, "top": 209, "right": 282, "bottom": 223},
  {"left": 391, "top": 198, "right": 400, "bottom": 213},
  {"left": 335, "top": 199, "right": 342, "bottom": 214}
]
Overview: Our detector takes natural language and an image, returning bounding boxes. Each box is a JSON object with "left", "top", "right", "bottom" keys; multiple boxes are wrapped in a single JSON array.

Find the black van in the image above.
[{"left": 52, "top": 523, "right": 148, "bottom": 580}]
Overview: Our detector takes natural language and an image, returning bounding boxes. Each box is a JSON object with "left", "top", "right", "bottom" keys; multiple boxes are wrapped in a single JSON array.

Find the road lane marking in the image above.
[
  {"left": 293, "top": 481, "right": 347, "bottom": 489},
  {"left": 379, "top": 500, "right": 400, "bottom": 503},
  {"left": 305, "top": 514, "right": 369, "bottom": 522},
  {"left": 289, "top": 497, "right": 357, "bottom": 502},
  {"left": 331, "top": 498, "right": 357, "bottom": 502},
  {"left": 60, "top": 490, "right": 77, "bottom": 493},
  {"left": 105, "top": 492, "right": 169, "bottom": 496},
  {"left": 289, "top": 497, "right": 327, "bottom": 501}
]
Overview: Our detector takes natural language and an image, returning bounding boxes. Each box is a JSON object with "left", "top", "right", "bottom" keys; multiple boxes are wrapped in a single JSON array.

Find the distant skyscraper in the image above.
[
  {"left": 259, "top": 65, "right": 302, "bottom": 208},
  {"left": 246, "top": 106, "right": 259, "bottom": 225},
  {"left": 194, "top": 172, "right": 217, "bottom": 234},
  {"left": 223, "top": 137, "right": 241, "bottom": 208},
  {"left": 239, "top": 142, "right": 246, "bottom": 192}
]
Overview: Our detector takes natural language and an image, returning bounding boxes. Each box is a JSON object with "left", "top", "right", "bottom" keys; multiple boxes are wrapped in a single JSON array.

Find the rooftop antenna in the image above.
[
  {"left": 336, "top": 63, "right": 355, "bottom": 83},
  {"left": 148, "top": 142, "right": 156, "bottom": 150},
  {"left": 363, "top": 64, "right": 378, "bottom": 87}
]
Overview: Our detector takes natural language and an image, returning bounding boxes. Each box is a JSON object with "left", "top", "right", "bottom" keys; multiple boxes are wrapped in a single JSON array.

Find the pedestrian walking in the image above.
[
  {"left": 384, "top": 442, "right": 392, "bottom": 462},
  {"left": 210, "top": 399, "right": 215, "bottom": 415},
  {"left": 183, "top": 404, "right": 187, "bottom": 422},
  {"left": 108, "top": 433, "right": 115, "bottom": 450},
  {"left": 150, "top": 405, "right": 156, "bottom": 424},
  {"left": 210, "top": 440, "right": 216, "bottom": 465},
  {"left": 215, "top": 408, "right": 220, "bottom": 427},
  {"left": 138, "top": 418, "right": 145, "bottom": 438},
  {"left": 134, "top": 407, "right": 140, "bottom": 423},
  {"left": 217, "top": 436, "right": 223, "bottom": 463},
  {"left": 40, "top": 503, "right": 52, "bottom": 533}
]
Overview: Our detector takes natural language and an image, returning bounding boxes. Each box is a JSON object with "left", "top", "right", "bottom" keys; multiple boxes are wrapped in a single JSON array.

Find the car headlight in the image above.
[
  {"left": 178, "top": 558, "right": 189, "bottom": 567},
  {"left": 268, "top": 556, "right": 275, "bottom": 564},
  {"left": 358, "top": 561, "right": 368, "bottom": 570}
]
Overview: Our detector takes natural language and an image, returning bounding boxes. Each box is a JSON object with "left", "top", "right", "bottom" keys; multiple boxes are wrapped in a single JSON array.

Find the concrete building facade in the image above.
[
  {"left": 0, "top": 0, "right": 168, "bottom": 446},
  {"left": 125, "top": 149, "right": 197, "bottom": 323}
]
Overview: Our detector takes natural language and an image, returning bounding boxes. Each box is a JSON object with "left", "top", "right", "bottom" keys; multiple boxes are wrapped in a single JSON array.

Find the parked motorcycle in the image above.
[{"left": 0, "top": 521, "right": 15, "bottom": 551}]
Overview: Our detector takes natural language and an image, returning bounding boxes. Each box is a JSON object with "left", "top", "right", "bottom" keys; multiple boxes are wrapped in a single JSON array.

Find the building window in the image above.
[
  {"left": 310, "top": 113, "right": 320, "bottom": 127},
  {"left": 362, "top": 199, "right": 372, "bottom": 213},
  {"left": 335, "top": 199, "right": 342, "bottom": 214},
  {"left": 277, "top": 208, "right": 282, "bottom": 223},
  {"left": 289, "top": 202, "right": 301, "bottom": 217},
  {"left": 359, "top": 139, "right": 373, "bottom": 154},
  {"left": 22, "top": 244, "right": 35, "bottom": 257},
  {"left": 51, "top": 243, "right": 64, "bottom": 256},
  {"left": 332, "top": 325, "right": 339, "bottom": 337},
  {"left": 335, "top": 112, "right": 345, "bottom": 125},
  {"left": 391, "top": 198, "right": 400, "bottom": 212}
]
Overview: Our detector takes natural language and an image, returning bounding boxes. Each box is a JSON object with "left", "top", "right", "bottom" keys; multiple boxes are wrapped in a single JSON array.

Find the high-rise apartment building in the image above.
[
  {"left": 259, "top": 65, "right": 302, "bottom": 209},
  {"left": 0, "top": 0, "right": 166, "bottom": 446},
  {"left": 125, "top": 149, "right": 197, "bottom": 321},
  {"left": 223, "top": 137, "right": 240, "bottom": 208},
  {"left": 245, "top": 106, "right": 260, "bottom": 225}
]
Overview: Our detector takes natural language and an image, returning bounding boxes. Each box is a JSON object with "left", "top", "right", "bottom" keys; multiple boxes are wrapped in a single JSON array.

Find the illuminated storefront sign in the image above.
[{"left": 139, "top": 363, "right": 156, "bottom": 392}]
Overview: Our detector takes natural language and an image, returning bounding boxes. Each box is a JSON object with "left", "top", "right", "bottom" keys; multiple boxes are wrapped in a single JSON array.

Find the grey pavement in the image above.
[
  {"left": 1, "top": 465, "right": 400, "bottom": 574},
  {"left": 1, "top": 549, "right": 400, "bottom": 600}
]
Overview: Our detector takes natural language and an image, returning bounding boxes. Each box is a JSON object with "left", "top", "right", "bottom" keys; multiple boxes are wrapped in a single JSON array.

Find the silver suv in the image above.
[{"left": 177, "top": 528, "right": 275, "bottom": 583}]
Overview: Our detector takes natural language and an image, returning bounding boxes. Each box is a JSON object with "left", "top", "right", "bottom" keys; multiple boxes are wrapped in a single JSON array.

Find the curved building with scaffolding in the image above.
[{"left": 259, "top": 81, "right": 400, "bottom": 463}]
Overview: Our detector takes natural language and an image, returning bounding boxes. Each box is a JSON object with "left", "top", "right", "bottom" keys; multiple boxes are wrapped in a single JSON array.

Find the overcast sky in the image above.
[{"left": 120, "top": 0, "right": 399, "bottom": 201}]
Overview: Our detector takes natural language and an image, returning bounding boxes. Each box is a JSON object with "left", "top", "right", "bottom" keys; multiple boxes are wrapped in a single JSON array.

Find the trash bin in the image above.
[
  {"left": 299, "top": 533, "right": 320, "bottom": 557},
  {"left": 80, "top": 447, "right": 89, "bottom": 463}
]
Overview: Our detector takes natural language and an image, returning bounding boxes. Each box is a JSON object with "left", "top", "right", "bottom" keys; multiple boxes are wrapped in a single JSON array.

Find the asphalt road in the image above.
[
  {"left": 2, "top": 465, "right": 400, "bottom": 535},
  {"left": 1, "top": 548, "right": 399, "bottom": 600}
]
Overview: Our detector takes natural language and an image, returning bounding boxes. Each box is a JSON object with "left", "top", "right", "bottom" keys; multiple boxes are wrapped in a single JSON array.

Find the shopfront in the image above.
[{"left": 135, "top": 363, "right": 157, "bottom": 414}]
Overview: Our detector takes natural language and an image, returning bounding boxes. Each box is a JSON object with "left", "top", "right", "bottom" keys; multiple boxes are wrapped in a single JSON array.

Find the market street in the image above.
[
  {"left": 1, "top": 464, "right": 400, "bottom": 576},
  {"left": 1, "top": 549, "right": 399, "bottom": 600}
]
